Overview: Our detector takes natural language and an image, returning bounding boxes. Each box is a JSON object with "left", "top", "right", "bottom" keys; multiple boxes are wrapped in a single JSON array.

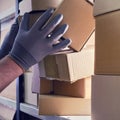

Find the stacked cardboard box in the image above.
[
  {"left": 39, "top": 95, "right": 91, "bottom": 116},
  {"left": 39, "top": 0, "right": 95, "bottom": 82},
  {"left": 19, "top": 0, "right": 95, "bottom": 116},
  {"left": 39, "top": 46, "right": 94, "bottom": 82},
  {"left": 39, "top": 77, "right": 91, "bottom": 116},
  {"left": 92, "top": 1, "right": 120, "bottom": 120}
]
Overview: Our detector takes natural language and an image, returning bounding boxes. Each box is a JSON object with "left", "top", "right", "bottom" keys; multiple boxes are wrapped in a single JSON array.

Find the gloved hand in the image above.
[
  {"left": 9, "top": 8, "right": 71, "bottom": 71},
  {"left": 0, "top": 19, "right": 19, "bottom": 59}
]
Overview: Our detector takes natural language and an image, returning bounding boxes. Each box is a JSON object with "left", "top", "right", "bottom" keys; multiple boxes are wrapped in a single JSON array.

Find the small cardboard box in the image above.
[
  {"left": 94, "top": 0, "right": 120, "bottom": 16},
  {"left": 94, "top": 10, "right": 120, "bottom": 75},
  {"left": 53, "top": 77, "right": 91, "bottom": 98},
  {"left": 19, "top": 0, "right": 95, "bottom": 51},
  {"left": 39, "top": 95, "right": 91, "bottom": 116},
  {"left": 92, "top": 75, "right": 120, "bottom": 120},
  {"left": 49, "top": 0, "right": 95, "bottom": 51},
  {"left": 32, "top": 76, "right": 91, "bottom": 98},
  {"left": 19, "top": 0, "right": 64, "bottom": 15},
  {"left": 39, "top": 47, "right": 94, "bottom": 82}
]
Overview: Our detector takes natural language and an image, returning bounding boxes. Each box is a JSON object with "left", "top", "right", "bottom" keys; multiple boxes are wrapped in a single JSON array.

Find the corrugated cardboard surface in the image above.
[
  {"left": 19, "top": 0, "right": 64, "bottom": 15},
  {"left": 53, "top": 77, "right": 91, "bottom": 98},
  {"left": 33, "top": 76, "right": 91, "bottom": 98},
  {"left": 92, "top": 75, "right": 120, "bottom": 120},
  {"left": 40, "top": 78, "right": 53, "bottom": 94},
  {"left": 94, "top": 0, "right": 120, "bottom": 16},
  {"left": 39, "top": 95, "right": 91, "bottom": 116},
  {"left": 50, "top": 0, "right": 95, "bottom": 51},
  {"left": 95, "top": 11, "right": 120, "bottom": 75},
  {"left": 39, "top": 47, "right": 94, "bottom": 82}
]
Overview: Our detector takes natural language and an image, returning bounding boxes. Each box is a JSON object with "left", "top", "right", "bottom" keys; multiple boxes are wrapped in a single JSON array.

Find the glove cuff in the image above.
[{"left": 9, "top": 43, "right": 37, "bottom": 70}]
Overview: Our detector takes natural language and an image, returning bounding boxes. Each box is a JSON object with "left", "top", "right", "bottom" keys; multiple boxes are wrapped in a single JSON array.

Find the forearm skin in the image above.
[{"left": 0, "top": 55, "right": 23, "bottom": 92}]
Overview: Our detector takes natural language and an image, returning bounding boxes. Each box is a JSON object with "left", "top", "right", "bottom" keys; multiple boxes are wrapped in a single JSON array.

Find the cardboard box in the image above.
[
  {"left": 94, "top": 0, "right": 120, "bottom": 16},
  {"left": 32, "top": 76, "right": 91, "bottom": 98},
  {"left": 83, "top": 31, "right": 95, "bottom": 48},
  {"left": 39, "top": 95, "right": 91, "bottom": 116},
  {"left": 40, "top": 78, "right": 53, "bottom": 95},
  {"left": 92, "top": 75, "right": 120, "bottom": 120},
  {"left": 39, "top": 47, "right": 94, "bottom": 82},
  {"left": 49, "top": 0, "right": 95, "bottom": 51},
  {"left": 19, "top": 0, "right": 95, "bottom": 51},
  {"left": 19, "top": 0, "right": 64, "bottom": 15},
  {"left": 53, "top": 77, "right": 91, "bottom": 98},
  {"left": 94, "top": 10, "right": 120, "bottom": 75}
]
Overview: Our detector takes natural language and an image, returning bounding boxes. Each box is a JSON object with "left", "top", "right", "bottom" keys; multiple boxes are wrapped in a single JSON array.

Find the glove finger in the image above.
[
  {"left": 49, "top": 24, "right": 68, "bottom": 43},
  {"left": 52, "top": 39, "right": 71, "bottom": 52},
  {"left": 20, "top": 13, "right": 29, "bottom": 31},
  {"left": 42, "top": 14, "right": 63, "bottom": 37},
  {"left": 31, "top": 8, "right": 54, "bottom": 31}
]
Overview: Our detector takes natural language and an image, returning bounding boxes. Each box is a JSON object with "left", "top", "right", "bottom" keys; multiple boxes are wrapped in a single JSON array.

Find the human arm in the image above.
[
  {"left": 0, "top": 56, "right": 23, "bottom": 92},
  {"left": 0, "top": 8, "right": 71, "bottom": 92},
  {"left": 0, "top": 18, "right": 19, "bottom": 92}
]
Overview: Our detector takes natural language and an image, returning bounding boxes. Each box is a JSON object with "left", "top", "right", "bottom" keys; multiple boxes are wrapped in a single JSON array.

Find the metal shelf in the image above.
[{"left": 20, "top": 103, "right": 91, "bottom": 120}]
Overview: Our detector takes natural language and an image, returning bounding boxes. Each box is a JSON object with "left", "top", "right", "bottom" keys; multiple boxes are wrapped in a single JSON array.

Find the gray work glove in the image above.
[
  {"left": 9, "top": 8, "right": 71, "bottom": 71},
  {"left": 0, "top": 19, "right": 19, "bottom": 59}
]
